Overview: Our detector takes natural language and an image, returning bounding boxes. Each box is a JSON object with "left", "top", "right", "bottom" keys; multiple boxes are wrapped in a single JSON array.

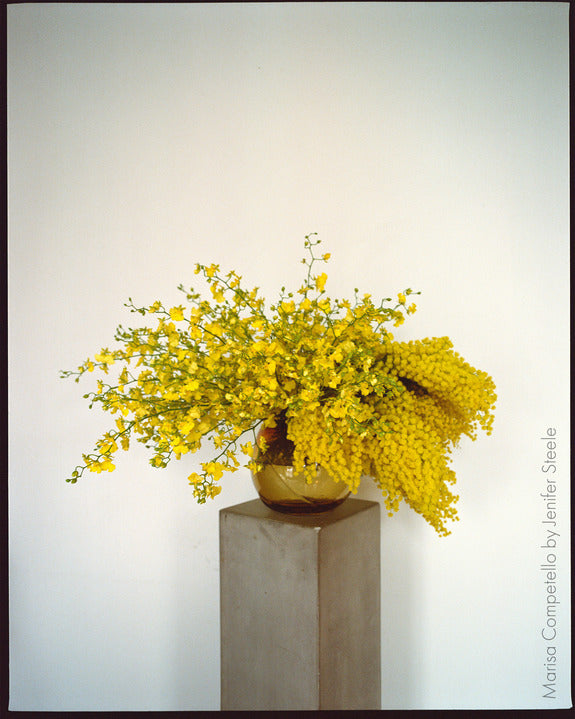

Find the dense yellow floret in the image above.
[{"left": 285, "top": 335, "right": 497, "bottom": 537}]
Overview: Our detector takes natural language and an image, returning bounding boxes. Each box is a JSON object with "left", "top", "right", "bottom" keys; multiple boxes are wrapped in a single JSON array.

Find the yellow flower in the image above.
[
  {"left": 205, "top": 264, "right": 219, "bottom": 278},
  {"left": 94, "top": 352, "right": 115, "bottom": 365},
  {"left": 241, "top": 441, "right": 254, "bottom": 457},
  {"left": 210, "top": 285, "right": 225, "bottom": 303},
  {"left": 315, "top": 272, "right": 328, "bottom": 291},
  {"left": 172, "top": 443, "right": 189, "bottom": 457},
  {"left": 282, "top": 379, "right": 297, "bottom": 392},
  {"left": 169, "top": 306, "right": 185, "bottom": 321},
  {"left": 203, "top": 461, "right": 224, "bottom": 481}
]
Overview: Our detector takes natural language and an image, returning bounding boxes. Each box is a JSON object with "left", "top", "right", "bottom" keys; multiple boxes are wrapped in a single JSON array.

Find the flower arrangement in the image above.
[{"left": 62, "top": 234, "right": 496, "bottom": 536}]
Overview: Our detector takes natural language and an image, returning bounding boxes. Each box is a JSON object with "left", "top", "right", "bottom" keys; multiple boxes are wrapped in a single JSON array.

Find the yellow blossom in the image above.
[
  {"left": 241, "top": 441, "right": 254, "bottom": 457},
  {"left": 169, "top": 306, "right": 185, "bottom": 321},
  {"left": 210, "top": 285, "right": 225, "bottom": 303},
  {"left": 94, "top": 352, "right": 115, "bottom": 365},
  {"left": 205, "top": 263, "right": 219, "bottom": 278},
  {"left": 315, "top": 272, "right": 328, "bottom": 291}
]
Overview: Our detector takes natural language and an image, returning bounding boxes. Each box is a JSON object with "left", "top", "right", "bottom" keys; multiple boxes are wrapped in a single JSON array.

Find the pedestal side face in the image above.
[
  {"left": 220, "top": 510, "right": 321, "bottom": 710},
  {"left": 220, "top": 499, "right": 381, "bottom": 710},
  {"left": 318, "top": 503, "right": 381, "bottom": 709}
]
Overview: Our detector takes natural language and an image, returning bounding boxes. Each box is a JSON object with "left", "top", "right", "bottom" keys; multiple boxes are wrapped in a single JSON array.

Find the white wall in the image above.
[{"left": 8, "top": 2, "right": 570, "bottom": 711}]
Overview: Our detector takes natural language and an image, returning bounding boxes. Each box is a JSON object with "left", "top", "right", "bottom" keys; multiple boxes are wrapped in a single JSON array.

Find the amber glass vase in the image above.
[{"left": 252, "top": 412, "right": 350, "bottom": 514}]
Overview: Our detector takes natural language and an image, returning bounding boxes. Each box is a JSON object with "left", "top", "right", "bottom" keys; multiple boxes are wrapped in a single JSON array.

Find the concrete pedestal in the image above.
[{"left": 220, "top": 498, "right": 381, "bottom": 710}]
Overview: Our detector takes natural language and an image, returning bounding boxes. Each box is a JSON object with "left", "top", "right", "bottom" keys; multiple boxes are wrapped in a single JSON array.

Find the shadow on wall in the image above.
[
  {"left": 357, "top": 480, "right": 423, "bottom": 710},
  {"left": 167, "top": 468, "right": 258, "bottom": 710},
  {"left": 167, "top": 486, "right": 224, "bottom": 710}
]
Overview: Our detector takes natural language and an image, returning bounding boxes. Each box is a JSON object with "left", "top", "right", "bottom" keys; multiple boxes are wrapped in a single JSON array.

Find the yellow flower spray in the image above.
[{"left": 62, "top": 234, "right": 496, "bottom": 535}]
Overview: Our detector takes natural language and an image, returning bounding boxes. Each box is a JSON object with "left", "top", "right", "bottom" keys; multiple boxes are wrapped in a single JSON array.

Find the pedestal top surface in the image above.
[{"left": 220, "top": 497, "right": 379, "bottom": 528}]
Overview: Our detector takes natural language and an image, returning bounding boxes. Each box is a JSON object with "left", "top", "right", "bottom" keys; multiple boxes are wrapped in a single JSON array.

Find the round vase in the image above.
[
  {"left": 252, "top": 462, "right": 350, "bottom": 514},
  {"left": 251, "top": 412, "right": 350, "bottom": 514}
]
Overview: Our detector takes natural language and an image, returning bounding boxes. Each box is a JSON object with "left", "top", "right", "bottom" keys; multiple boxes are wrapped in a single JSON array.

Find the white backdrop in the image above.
[{"left": 8, "top": 2, "right": 570, "bottom": 711}]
